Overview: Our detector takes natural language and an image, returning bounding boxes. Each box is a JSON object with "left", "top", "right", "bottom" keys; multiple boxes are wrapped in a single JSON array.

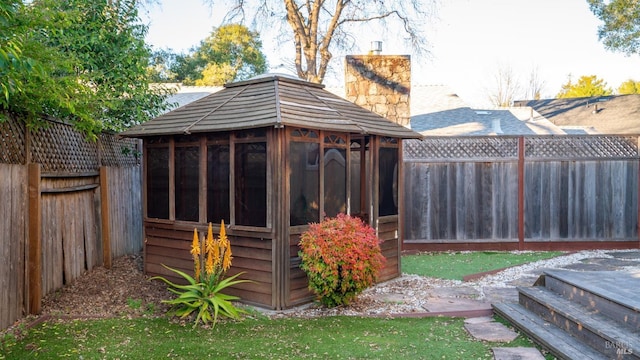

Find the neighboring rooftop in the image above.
[
  {"left": 514, "top": 95, "right": 640, "bottom": 134},
  {"left": 411, "top": 85, "right": 566, "bottom": 136}
]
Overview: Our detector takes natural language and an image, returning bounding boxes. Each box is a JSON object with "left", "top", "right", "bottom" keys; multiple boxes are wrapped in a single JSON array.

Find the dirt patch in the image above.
[{"left": 41, "top": 255, "right": 172, "bottom": 318}]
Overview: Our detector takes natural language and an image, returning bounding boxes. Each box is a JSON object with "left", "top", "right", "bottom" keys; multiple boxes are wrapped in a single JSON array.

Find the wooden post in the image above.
[
  {"left": 100, "top": 166, "right": 112, "bottom": 268},
  {"left": 28, "top": 163, "right": 42, "bottom": 314},
  {"left": 518, "top": 136, "right": 525, "bottom": 250}
]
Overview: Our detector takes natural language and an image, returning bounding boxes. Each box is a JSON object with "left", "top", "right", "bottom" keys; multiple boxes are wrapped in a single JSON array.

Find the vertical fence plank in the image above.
[
  {"left": 27, "top": 163, "right": 41, "bottom": 314},
  {"left": 100, "top": 166, "right": 112, "bottom": 268}
]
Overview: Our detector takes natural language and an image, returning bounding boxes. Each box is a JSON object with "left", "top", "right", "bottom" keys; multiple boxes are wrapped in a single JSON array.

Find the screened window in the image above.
[
  {"left": 207, "top": 144, "right": 230, "bottom": 224},
  {"left": 324, "top": 133, "right": 347, "bottom": 218},
  {"left": 146, "top": 147, "right": 169, "bottom": 219},
  {"left": 235, "top": 141, "right": 267, "bottom": 227},
  {"left": 290, "top": 141, "right": 319, "bottom": 225},
  {"left": 175, "top": 145, "right": 200, "bottom": 221},
  {"left": 378, "top": 146, "right": 398, "bottom": 216},
  {"left": 349, "top": 139, "right": 363, "bottom": 216}
]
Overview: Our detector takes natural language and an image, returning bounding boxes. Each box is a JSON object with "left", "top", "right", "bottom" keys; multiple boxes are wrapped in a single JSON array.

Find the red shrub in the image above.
[{"left": 298, "top": 214, "right": 386, "bottom": 307}]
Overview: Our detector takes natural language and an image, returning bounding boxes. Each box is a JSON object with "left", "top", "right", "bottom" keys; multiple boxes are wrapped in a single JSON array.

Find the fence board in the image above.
[
  {"left": 405, "top": 136, "right": 639, "bottom": 247},
  {"left": 1, "top": 117, "right": 143, "bottom": 331},
  {"left": 0, "top": 164, "right": 27, "bottom": 330}
]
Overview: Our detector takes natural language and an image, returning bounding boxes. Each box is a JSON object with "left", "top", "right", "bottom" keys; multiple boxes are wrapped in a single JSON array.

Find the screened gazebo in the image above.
[{"left": 123, "top": 74, "right": 421, "bottom": 309}]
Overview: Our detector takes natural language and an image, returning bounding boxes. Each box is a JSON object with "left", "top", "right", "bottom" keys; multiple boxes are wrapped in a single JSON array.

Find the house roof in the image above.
[
  {"left": 123, "top": 75, "right": 421, "bottom": 139},
  {"left": 514, "top": 95, "right": 640, "bottom": 134},
  {"left": 410, "top": 85, "right": 566, "bottom": 136}
]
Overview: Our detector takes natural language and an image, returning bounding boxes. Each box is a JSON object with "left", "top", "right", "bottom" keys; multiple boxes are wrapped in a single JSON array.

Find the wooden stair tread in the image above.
[
  {"left": 493, "top": 302, "right": 608, "bottom": 360},
  {"left": 518, "top": 286, "right": 640, "bottom": 352},
  {"left": 544, "top": 270, "right": 640, "bottom": 312}
]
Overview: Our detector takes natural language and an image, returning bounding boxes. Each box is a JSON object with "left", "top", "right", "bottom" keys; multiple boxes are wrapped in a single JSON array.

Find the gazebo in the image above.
[{"left": 123, "top": 74, "right": 421, "bottom": 309}]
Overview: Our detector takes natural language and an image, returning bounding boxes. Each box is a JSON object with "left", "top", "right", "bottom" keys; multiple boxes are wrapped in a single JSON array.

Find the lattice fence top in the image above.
[
  {"left": 30, "top": 120, "right": 99, "bottom": 173},
  {"left": 404, "top": 137, "right": 520, "bottom": 162},
  {"left": 525, "top": 136, "right": 639, "bottom": 160},
  {"left": 0, "top": 116, "right": 140, "bottom": 171},
  {"left": 0, "top": 117, "right": 26, "bottom": 165},
  {"left": 404, "top": 136, "right": 639, "bottom": 162},
  {"left": 99, "top": 134, "right": 141, "bottom": 167}
]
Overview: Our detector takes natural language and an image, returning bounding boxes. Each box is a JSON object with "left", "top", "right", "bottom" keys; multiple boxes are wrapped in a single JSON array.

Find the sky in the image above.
[{"left": 142, "top": 0, "right": 640, "bottom": 108}]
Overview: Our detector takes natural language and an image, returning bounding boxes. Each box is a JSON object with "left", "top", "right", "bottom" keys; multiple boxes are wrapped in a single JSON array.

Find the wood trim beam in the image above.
[{"left": 27, "top": 163, "right": 42, "bottom": 314}]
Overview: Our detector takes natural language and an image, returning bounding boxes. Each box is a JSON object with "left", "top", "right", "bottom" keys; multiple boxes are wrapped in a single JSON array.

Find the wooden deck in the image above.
[{"left": 494, "top": 270, "right": 640, "bottom": 360}]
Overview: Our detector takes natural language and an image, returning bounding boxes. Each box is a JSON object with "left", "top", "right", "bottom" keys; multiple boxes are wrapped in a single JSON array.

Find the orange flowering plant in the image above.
[
  {"left": 151, "top": 221, "right": 249, "bottom": 327},
  {"left": 299, "top": 214, "right": 386, "bottom": 307}
]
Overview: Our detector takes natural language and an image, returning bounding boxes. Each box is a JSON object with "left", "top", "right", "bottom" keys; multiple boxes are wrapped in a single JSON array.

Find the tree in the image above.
[
  {"left": 588, "top": 0, "right": 640, "bottom": 56},
  {"left": 193, "top": 24, "right": 267, "bottom": 85},
  {"left": 153, "top": 24, "right": 267, "bottom": 86},
  {"left": 617, "top": 79, "right": 640, "bottom": 94},
  {"left": 556, "top": 75, "right": 613, "bottom": 98},
  {"left": 487, "top": 64, "right": 521, "bottom": 107},
  {"left": 2, "top": 0, "right": 172, "bottom": 136},
  {"left": 1, "top": 0, "right": 91, "bottom": 130},
  {"left": 525, "top": 66, "right": 546, "bottom": 100},
  {"left": 214, "top": 0, "right": 437, "bottom": 84}
]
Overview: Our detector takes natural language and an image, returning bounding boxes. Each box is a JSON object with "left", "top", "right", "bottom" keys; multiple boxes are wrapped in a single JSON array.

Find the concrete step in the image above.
[
  {"left": 493, "top": 302, "right": 608, "bottom": 360},
  {"left": 518, "top": 286, "right": 639, "bottom": 359}
]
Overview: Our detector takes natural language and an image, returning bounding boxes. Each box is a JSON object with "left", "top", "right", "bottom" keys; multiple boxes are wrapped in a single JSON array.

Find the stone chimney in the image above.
[{"left": 344, "top": 45, "right": 411, "bottom": 127}]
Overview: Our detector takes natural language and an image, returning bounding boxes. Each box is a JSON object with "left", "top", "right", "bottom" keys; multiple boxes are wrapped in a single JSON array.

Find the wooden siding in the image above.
[
  {"left": 377, "top": 216, "right": 402, "bottom": 281},
  {"left": 287, "top": 230, "right": 314, "bottom": 307},
  {"left": 0, "top": 164, "right": 27, "bottom": 331},
  {"left": 144, "top": 221, "right": 276, "bottom": 309}
]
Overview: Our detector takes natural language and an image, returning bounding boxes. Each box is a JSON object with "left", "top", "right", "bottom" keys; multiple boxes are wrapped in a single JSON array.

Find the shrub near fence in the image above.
[
  {"left": 0, "top": 116, "right": 142, "bottom": 331},
  {"left": 403, "top": 135, "right": 640, "bottom": 251}
]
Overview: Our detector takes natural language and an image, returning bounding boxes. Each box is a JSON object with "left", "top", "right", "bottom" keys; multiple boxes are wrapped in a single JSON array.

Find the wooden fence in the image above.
[
  {"left": 0, "top": 116, "right": 142, "bottom": 331},
  {"left": 403, "top": 136, "right": 640, "bottom": 251}
]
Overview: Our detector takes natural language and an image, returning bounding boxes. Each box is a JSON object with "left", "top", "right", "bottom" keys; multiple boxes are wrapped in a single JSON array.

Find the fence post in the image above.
[
  {"left": 27, "top": 163, "right": 42, "bottom": 314},
  {"left": 100, "top": 166, "right": 112, "bottom": 268},
  {"left": 518, "top": 136, "right": 525, "bottom": 250}
]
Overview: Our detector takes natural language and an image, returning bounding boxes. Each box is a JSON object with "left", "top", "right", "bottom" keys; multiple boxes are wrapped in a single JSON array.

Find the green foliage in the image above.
[
  {"left": 1, "top": 0, "right": 173, "bottom": 137},
  {"left": 299, "top": 214, "right": 386, "bottom": 307},
  {"left": 151, "top": 265, "right": 248, "bottom": 328},
  {"left": 556, "top": 75, "right": 613, "bottom": 98},
  {"left": 150, "top": 223, "right": 250, "bottom": 327},
  {"left": 617, "top": 79, "right": 640, "bottom": 94},
  {"left": 151, "top": 24, "right": 267, "bottom": 86},
  {"left": 402, "top": 251, "right": 564, "bottom": 280},
  {"left": 589, "top": 0, "right": 640, "bottom": 56}
]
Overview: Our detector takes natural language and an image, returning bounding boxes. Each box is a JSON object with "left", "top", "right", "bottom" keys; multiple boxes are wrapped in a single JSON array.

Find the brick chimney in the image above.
[{"left": 344, "top": 45, "right": 411, "bottom": 127}]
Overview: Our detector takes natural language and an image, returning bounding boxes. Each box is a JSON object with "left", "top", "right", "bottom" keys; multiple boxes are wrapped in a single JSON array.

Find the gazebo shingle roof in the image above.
[{"left": 124, "top": 74, "right": 421, "bottom": 139}]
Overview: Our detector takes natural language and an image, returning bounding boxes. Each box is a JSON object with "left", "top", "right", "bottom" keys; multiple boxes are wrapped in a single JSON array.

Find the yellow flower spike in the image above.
[
  {"left": 206, "top": 223, "right": 215, "bottom": 254},
  {"left": 205, "top": 250, "right": 214, "bottom": 276},
  {"left": 212, "top": 237, "right": 221, "bottom": 268},
  {"left": 190, "top": 228, "right": 200, "bottom": 257},
  {"left": 190, "top": 228, "right": 201, "bottom": 282},
  {"left": 222, "top": 244, "right": 232, "bottom": 271}
]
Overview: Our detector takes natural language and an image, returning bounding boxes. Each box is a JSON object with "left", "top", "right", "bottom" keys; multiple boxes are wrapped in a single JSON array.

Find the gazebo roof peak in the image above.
[{"left": 122, "top": 74, "right": 421, "bottom": 139}]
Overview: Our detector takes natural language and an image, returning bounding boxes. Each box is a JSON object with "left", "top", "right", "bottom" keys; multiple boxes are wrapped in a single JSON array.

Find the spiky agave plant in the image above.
[{"left": 151, "top": 221, "right": 250, "bottom": 327}]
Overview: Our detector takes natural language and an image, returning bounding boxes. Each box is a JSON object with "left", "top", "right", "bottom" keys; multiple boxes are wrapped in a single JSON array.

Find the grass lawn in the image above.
[
  {"left": 1, "top": 251, "right": 561, "bottom": 359},
  {"left": 402, "top": 251, "right": 564, "bottom": 280},
  {"left": 1, "top": 315, "right": 538, "bottom": 359}
]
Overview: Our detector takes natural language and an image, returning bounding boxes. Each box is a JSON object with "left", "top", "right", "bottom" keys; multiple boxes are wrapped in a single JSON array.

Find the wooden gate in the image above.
[{"left": 39, "top": 175, "right": 102, "bottom": 295}]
